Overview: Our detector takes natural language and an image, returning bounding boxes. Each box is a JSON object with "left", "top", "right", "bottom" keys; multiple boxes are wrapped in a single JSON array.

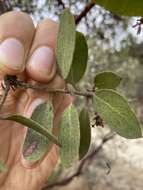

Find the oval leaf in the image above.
[
  {"left": 94, "top": 71, "right": 122, "bottom": 89},
  {"left": 56, "top": 8, "right": 76, "bottom": 79},
  {"left": 59, "top": 104, "right": 80, "bottom": 168},
  {"left": 93, "top": 0, "right": 143, "bottom": 16},
  {"left": 93, "top": 89, "right": 142, "bottom": 139},
  {"left": 0, "top": 115, "right": 60, "bottom": 146},
  {"left": 24, "top": 102, "right": 54, "bottom": 161},
  {"left": 67, "top": 31, "right": 88, "bottom": 84},
  {"left": 79, "top": 107, "right": 91, "bottom": 160}
]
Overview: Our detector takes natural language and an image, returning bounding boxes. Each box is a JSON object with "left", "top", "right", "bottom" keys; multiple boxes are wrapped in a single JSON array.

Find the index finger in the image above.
[{"left": 0, "top": 11, "right": 35, "bottom": 76}]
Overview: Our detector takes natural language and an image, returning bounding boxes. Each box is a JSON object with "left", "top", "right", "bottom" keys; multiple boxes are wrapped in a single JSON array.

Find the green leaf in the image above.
[
  {"left": 0, "top": 160, "right": 7, "bottom": 172},
  {"left": 31, "top": 102, "right": 53, "bottom": 132},
  {"left": 56, "top": 8, "right": 76, "bottom": 79},
  {"left": 94, "top": 71, "right": 122, "bottom": 90},
  {"left": 93, "top": 0, "right": 143, "bottom": 16},
  {"left": 59, "top": 104, "right": 80, "bottom": 168},
  {"left": 24, "top": 103, "right": 54, "bottom": 161},
  {"left": 0, "top": 115, "right": 60, "bottom": 147},
  {"left": 93, "top": 89, "right": 142, "bottom": 139},
  {"left": 79, "top": 108, "right": 91, "bottom": 160},
  {"left": 67, "top": 31, "right": 88, "bottom": 84}
]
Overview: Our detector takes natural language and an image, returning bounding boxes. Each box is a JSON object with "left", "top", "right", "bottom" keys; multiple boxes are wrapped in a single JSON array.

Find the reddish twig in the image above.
[
  {"left": 133, "top": 17, "right": 143, "bottom": 35},
  {"left": 75, "top": 2, "right": 95, "bottom": 25}
]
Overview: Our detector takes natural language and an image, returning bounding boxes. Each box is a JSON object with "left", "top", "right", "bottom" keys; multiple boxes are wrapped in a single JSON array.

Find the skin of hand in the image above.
[{"left": 0, "top": 11, "right": 72, "bottom": 190}]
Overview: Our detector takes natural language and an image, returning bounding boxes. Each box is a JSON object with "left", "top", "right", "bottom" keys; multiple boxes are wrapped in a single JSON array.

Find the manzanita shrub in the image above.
[{"left": 0, "top": 1, "right": 143, "bottom": 171}]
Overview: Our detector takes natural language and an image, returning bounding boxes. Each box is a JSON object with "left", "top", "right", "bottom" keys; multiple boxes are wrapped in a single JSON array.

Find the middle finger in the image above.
[{"left": 26, "top": 19, "right": 58, "bottom": 83}]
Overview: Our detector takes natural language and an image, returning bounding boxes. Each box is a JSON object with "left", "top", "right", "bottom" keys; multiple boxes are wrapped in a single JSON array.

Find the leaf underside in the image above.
[
  {"left": 56, "top": 8, "right": 76, "bottom": 79},
  {"left": 93, "top": 89, "right": 142, "bottom": 139},
  {"left": 59, "top": 104, "right": 80, "bottom": 168},
  {"left": 0, "top": 114, "right": 60, "bottom": 146}
]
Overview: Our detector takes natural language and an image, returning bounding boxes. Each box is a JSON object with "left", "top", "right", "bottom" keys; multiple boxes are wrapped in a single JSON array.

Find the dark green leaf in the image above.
[
  {"left": 0, "top": 115, "right": 60, "bottom": 146},
  {"left": 93, "top": 89, "right": 142, "bottom": 139},
  {"left": 0, "top": 160, "right": 7, "bottom": 172},
  {"left": 93, "top": 0, "right": 143, "bottom": 16},
  {"left": 67, "top": 31, "right": 88, "bottom": 84},
  {"left": 59, "top": 104, "right": 80, "bottom": 167},
  {"left": 94, "top": 71, "right": 122, "bottom": 89},
  {"left": 56, "top": 8, "right": 76, "bottom": 79},
  {"left": 79, "top": 107, "right": 91, "bottom": 160}
]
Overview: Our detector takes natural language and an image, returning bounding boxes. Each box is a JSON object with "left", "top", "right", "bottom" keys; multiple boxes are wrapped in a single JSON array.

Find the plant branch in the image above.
[
  {"left": 0, "top": 76, "right": 93, "bottom": 111},
  {"left": 42, "top": 132, "right": 115, "bottom": 190},
  {"left": 0, "top": 0, "right": 12, "bottom": 14},
  {"left": 0, "top": 84, "right": 9, "bottom": 111},
  {"left": 75, "top": 2, "right": 95, "bottom": 25},
  {"left": 57, "top": 0, "right": 65, "bottom": 9},
  {"left": 0, "top": 75, "right": 17, "bottom": 111},
  {"left": 16, "top": 80, "right": 94, "bottom": 98}
]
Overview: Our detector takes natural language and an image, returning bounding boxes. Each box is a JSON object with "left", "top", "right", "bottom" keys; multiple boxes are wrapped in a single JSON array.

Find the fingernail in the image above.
[
  {"left": 29, "top": 46, "right": 54, "bottom": 73},
  {"left": 27, "top": 46, "right": 56, "bottom": 82},
  {"left": 0, "top": 38, "right": 25, "bottom": 74}
]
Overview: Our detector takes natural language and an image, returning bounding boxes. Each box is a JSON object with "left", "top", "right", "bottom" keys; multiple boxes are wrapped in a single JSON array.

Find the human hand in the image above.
[{"left": 0, "top": 11, "right": 71, "bottom": 190}]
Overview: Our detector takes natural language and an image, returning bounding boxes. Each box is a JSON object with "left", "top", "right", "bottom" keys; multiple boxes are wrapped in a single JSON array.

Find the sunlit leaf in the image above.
[
  {"left": 92, "top": 0, "right": 143, "bottom": 16},
  {"left": 94, "top": 71, "right": 121, "bottom": 89},
  {"left": 93, "top": 89, "right": 142, "bottom": 139},
  {"left": 79, "top": 107, "right": 91, "bottom": 160},
  {"left": 59, "top": 104, "right": 80, "bottom": 167},
  {"left": 67, "top": 31, "right": 88, "bottom": 84},
  {"left": 0, "top": 114, "right": 60, "bottom": 146},
  {"left": 56, "top": 8, "right": 76, "bottom": 79}
]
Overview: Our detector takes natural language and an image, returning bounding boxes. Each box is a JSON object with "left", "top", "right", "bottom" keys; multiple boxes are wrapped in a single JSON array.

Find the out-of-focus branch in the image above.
[
  {"left": 57, "top": 0, "right": 65, "bottom": 9},
  {"left": 42, "top": 133, "right": 115, "bottom": 190},
  {"left": 0, "top": 0, "right": 12, "bottom": 15},
  {"left": 56, "top": 0, "right": 95, "bottom": 25},
  {"left": 133, "top": 17, "right": 143, "bottom": 35},
  {"left": 75, "top": 2, "right": 95, "bottom": 25}
]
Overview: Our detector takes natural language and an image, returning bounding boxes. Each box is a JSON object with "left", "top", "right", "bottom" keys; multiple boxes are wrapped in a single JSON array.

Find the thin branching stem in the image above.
[
  {"left": 75, "top": 2, "right": 95, "bottom": 25},
  {"left": 0, "top": 85, "right": 9, "bottom": 111},
  {"left": 17, "top": 81, "right": 94, "bottom": 98},
  {"left": 57, "top": 0, "right": 65, "bottom": 9}
]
